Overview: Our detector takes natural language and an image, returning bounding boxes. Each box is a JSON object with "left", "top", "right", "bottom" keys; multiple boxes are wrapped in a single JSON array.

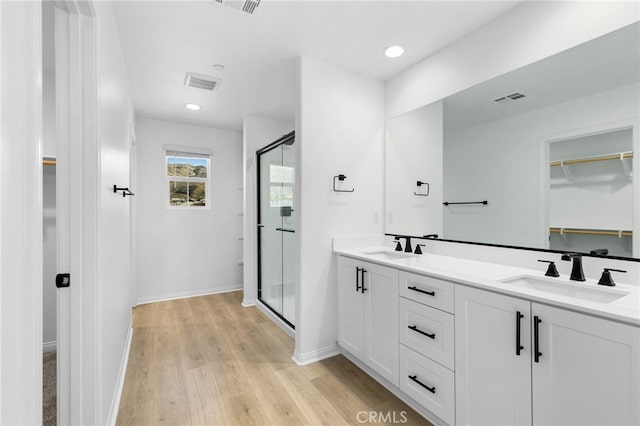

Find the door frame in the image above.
[
  {"left": 54, "top": 1, "right": 99, "bottom": 424},
  {"left": 255, "top": 131, "right": 295, "bottom": 329},
  {"left": 0, "top": 2, "right": 43, "bottom": 424}
]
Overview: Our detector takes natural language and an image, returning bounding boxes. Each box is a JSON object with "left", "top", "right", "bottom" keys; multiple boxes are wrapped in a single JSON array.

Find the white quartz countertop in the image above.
[{"left": 334, "top": 246, "right": 640, "bottom": 327}]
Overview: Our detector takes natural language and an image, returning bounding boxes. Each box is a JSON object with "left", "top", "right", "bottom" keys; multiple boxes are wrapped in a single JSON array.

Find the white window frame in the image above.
[{"left": 164, "top": 145, "right": 212, "bottom": 210}]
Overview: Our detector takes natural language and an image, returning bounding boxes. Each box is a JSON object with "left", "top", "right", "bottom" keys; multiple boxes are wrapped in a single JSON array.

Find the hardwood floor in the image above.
[{"left": 116, "top": 291, "right": 431, "bottom": 426}]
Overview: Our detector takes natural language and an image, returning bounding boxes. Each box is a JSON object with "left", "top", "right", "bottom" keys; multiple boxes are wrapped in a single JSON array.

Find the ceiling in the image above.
[
  {"left": 111, "top": 0, "right": 521, "bottom": 131},
  {"left": 443, "top": 22, "right": 640, "bottom": 132}
]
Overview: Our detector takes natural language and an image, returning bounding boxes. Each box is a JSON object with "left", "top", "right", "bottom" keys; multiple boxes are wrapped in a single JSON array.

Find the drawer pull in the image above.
[
  {"left": 356, "top": 267, "right": 362, "bottom": 292},
  {"left": 407, "top": 286, "right": 435, "bottom": 296},
  {"left": 515, "top": 311, "right": 524, "bottom": 356},
  {"left": 408, "top": 375, "right": 436, "bottom": 394},
  {"left": 408, "top": 325, "right": 435, "bottom": 339}
]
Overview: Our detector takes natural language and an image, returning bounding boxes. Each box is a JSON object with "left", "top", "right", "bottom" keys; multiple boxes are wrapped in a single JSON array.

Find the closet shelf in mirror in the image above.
[
  {"left": 550, "top": 227, "right": 632, "bottom": 237},
  {"left": 550, "top": 151, "right": 632, "bottom": 182},
  {"left": 42, "top": 158, "right": 56, "bottom": 166},
  {"left": 549, "top": 151, "right": 632, "bottom": 167}
]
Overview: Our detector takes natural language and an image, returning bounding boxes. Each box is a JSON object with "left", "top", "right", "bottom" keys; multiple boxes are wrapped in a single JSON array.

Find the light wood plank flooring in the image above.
[{"left": 116, "top": 291, "right": 431, "bottom": 426}]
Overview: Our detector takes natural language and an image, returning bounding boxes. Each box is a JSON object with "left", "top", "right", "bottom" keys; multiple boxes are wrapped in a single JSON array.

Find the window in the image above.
[
  {"left": 269, "top": 164, "right": 294, "bottom": 208},
  {"left": 165, "top": 148, "right": 210, "bottom": 208}
]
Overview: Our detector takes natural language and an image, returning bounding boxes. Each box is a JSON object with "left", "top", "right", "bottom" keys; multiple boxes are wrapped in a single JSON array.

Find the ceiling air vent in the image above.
[
  {"left": 184, "top": 72, "right": 221, "bottom": 91},
  {"left": 493, "top": 92, "right": 526, "bottom": 104},
  {"left": 214, "top": 0, "right": 261, "bottom": 15}
]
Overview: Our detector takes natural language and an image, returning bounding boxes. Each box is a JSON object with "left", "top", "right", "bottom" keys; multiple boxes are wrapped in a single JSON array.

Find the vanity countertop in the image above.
[{"left": 334, "top": 246, "right": 640, "bottom": 327}]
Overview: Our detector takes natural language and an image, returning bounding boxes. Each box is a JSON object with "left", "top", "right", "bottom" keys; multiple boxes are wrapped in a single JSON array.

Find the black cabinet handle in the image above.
[
  {"left": 355, "top": 267, "right": 362, "bottom": 292},
  {"left": 534, "top": 316, "right": 542, "bottom": 363},
  {"left": 515, "top": 311, "right": 524, "bottom": 356},
  {"left": 407, "top": 286, "right": 435, "bottom": 296},
  {"left": 361, "top": 269, "right": 367, "bottom": 293},
  {"left": 408, "top": 375, "right": 435, "bottom": 394},
  {"left": 408, "top": 325, "right": 435, "bottom": 339}
]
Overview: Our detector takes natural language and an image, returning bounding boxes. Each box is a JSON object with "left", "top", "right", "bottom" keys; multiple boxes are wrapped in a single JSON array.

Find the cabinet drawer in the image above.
[
  {"left": 400, "top": 344, "right": 455, "bottom": 426},
  {"left": 399, "top": 297, "right": 454, "bottom": 370},
  {"left": 399, "top": 271, "right": 454, "bottom": 313}
]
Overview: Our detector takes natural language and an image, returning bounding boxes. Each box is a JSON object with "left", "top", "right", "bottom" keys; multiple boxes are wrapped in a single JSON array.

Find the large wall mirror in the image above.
[{"left": 386, "top": 22, "right": 639, "bottom": 259}]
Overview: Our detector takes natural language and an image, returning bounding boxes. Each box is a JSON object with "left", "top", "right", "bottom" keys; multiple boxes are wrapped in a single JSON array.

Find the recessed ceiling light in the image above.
[
  {"left": 213, "top": 64, "right": 225, "bottom": 71},
  {"left": 185, "top": 103, "right": 201, "bottom": 111},
  {"left": 384, "top": 45, "right": 405, "bottom": 58}
]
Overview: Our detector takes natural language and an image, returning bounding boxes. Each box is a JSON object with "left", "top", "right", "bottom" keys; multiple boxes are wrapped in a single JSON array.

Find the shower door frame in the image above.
[{"left": 256, "top": 131, "right": 296, "bottom": 329}]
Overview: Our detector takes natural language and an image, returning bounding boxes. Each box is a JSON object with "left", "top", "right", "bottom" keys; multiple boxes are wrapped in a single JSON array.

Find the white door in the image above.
[
  {"left": 455, "top": 285, "right": 532, "bottom": 426},
  {"left": 532, "top": 303, "right": 640, "bottom": 426},
  {"left": 363, "top": 261, "right": 399, "bottom": 385},
  {"left": 54, "top": 4, "right": 98, "bottom": 424},
  {"left": 336, "top": 256, "right": 365, "bottom": 360}
]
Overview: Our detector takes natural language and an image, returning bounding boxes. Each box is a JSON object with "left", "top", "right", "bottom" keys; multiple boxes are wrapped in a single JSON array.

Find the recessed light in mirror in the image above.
[
  {"left": 384, "top": 45, "right": 404, "bottom": 58},
  {"left": 213, "top": 64, "right": 225, "bottom": 71},
  {"left": 185, "top": 103, "right": 201, "bottom": 111}
]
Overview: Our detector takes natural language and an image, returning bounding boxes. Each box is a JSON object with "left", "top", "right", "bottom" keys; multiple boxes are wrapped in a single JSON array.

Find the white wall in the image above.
[
  {"left": 295, "top": 56, "right": 384, "bottom": 363},
  {"left": 42, "top": 68, "right": 57, "bottom": 350},
  {"left": 135, "top": 117, "right": 243, "bottom": 303},
  {"left": 93, "top": 2, "right": 136, "bottom": 423},
  {"left": 43, "top": 167, "right": 57, "bottom": 350},
  {"left": 43, "top": 69, "right": 56, "bottom": 158},
  {"left": 386, "top": 1, "right": 640, "bottom": 119},
  {"left": 242, "top": 116, "right": 293, "bottom": 307},
  {"left": 444, "top": 83, "right": 639, "bottom": 251},
  {"left": 0, "top": 2, "right": 43, "bottom": 424},
  {"left": 386, "top": 101, "right": 443, "bottom": 237}
]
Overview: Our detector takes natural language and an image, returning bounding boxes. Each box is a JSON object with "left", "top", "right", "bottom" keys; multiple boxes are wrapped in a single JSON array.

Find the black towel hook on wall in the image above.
[
  {"left": 113, "top": 185, "right": 135, "bottom": 198},
  {"left": 333, "top": 174, "right": 354, "bottom": 192},
  {"left": 414, "top": 180, "right": 429, "bottom": 197}
]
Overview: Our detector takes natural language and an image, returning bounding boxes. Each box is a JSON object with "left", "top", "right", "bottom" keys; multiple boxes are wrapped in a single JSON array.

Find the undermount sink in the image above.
[
  {"left": 500, "top": 275, "right": 629, "bottom": 304},
  {"left": 362, "top": 250, "right": 419, "bottom": 260}
]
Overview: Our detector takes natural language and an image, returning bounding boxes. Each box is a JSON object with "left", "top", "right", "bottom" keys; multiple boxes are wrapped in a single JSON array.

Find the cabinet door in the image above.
[
  {"left": 336, "top": 256, "right": 365, "bottom": 359},
  {"left": 455, "top": 285, "right": 532, "bottom": 426},
  {"left": 363, "top": 261, "right": 399, "bottom": 386},
  {"left": 532, "top": 303, "right": 640, "bottom": 426}
]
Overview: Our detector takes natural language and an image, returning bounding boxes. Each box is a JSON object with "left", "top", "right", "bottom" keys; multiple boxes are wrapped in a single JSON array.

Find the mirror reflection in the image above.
[{"left": 385, "top": 22, "right": 639, "bottom": 259}]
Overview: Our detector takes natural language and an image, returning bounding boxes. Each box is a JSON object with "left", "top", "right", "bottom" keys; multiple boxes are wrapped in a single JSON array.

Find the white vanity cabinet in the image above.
[
  {"left": 532, "top": 303, "right": 640, "bottom": 426},
  {"left": 398, "top": 272, "right": 456, "bottom": 425},
  {"left": 455, "top": 285, "right": 640, "bottom": 426},
  {"left": 337, "top": 256, "right": 399, "bottom": 386}
]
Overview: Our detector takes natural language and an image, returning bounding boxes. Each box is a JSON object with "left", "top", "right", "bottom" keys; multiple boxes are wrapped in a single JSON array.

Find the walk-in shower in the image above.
[{"left": 256, "top": 131, "right": 296, "bottom": 328}]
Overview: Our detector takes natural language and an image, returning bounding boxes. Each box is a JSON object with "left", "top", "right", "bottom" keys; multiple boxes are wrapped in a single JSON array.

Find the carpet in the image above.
[{"left": 43, "top": 351, "right": 56, "bottom": 426}]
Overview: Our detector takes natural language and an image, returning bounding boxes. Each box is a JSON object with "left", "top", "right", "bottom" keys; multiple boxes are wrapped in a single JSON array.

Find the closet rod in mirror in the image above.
[
  {"left": 550, "top": 228, "right": 632, "bottom": 237},
  {"left": 549, "top": 151, "right": 632, "bottom": 167}
]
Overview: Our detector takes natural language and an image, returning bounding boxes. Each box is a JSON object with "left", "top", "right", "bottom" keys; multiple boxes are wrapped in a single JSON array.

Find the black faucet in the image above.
[
  {"left": 394, "top": 238, "right": 403, "bottom": 252},
  {"left": 401, "top": 236, "right": 413, "bottom": 253},
  {"left": 561, "top": 253, "right": 586, "bottom": 281}
]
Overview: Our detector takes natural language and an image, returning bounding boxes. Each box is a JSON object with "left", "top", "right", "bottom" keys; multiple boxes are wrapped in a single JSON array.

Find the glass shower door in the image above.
[{"left": 257, "top": 133, "right": 295, "bottom": 328}]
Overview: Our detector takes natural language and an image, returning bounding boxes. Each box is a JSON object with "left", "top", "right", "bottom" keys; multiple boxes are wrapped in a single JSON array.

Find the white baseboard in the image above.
[
  {"left": 242, "top": 292, "right": 256, "bottom": 308},
  {"left": 256, "top": 301, "right": 295, "bottom": 338},
  {"left": 136, "top": 285, "right": 243, "bottom": 305},
  {"left": 106, "top": 326, "right": 133, "bottom": 426},
  {"left": 339, "top": 348, "right": 445, "bottom": 426},
  {"left": 292, "top": 344, "right": 340, "bottom": 366},
  {"left": 241, "top": 297, "right": 256, "bottom": 307},
  {"left": 43, "top": 340, "right": 57, "bottom": 353}
]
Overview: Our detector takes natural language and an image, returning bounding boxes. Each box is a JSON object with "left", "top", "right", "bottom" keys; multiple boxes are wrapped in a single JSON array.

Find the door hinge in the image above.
[{"left": 56, "top": 273, "right": 70, "bottom": 288}]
